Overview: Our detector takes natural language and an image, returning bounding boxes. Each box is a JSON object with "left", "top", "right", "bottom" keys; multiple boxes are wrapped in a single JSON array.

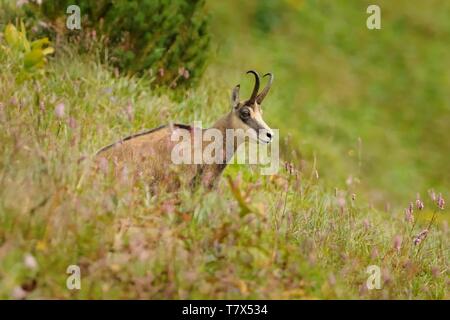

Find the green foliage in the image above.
[
  {"left": 1, "top": 21, "right": 54, "bottom": 81},
  {"left": 27, "top": 0, "right": 210, "bottom": 87},
  {"left": 253, "top": 0, "right": 285, "bottom": 33},
  {"left": 0, "top": 40, "right": 448, "bottom": 300}
]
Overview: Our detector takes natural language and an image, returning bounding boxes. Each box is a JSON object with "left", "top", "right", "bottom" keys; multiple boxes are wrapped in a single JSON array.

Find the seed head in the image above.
[
  {"left": 437, "top": 193, "right": 445, "bottom": 210},
  {"left": 393, "top": 235, "right": 402, "bottom": 252},
  {"left": 284, "top": 162, "right": 294, "bottom": 175},
  {"left": 11, "top": 286, "right": 27, "bottom": 299},
  {"left": 404, "top": 207, "right": 414, "bottom": 223},
  {"left": 178, "top": 66, "right": 190, "bottom": 79},
  {"left": 363, "top": 218, "right": 370, "bottom": 230},
  {"left": 10, "top": 97, "right": 18, "bottom": 107},
  {"left": 54, "top": 103, "right": 65, "bottom": 119},
  {"left": 24, "top": 253, "right": 38, "bottom": 270},
  {"left": 415, "top": 199, "right": 424, "bottom": 211},
  {"left": 429, "top": 189, "right": 436, "bottom": 201},
  {"left": 371, "top": 247, "right": 379, "bottom": 259},
  {"left": 337, "top": 197, "right": 346, "bottom": 208},
  {"left": 39, "top": 100, "right": 45, "bottom": 112},
  {"left": 413, "top": 229, "right": 429, "bottom": 246},
  {"left": 126, "top": 102, "right": 134, "bottom": 121},
  {"left": 67, "top": 117, "right": 78, "bottom": 129}
]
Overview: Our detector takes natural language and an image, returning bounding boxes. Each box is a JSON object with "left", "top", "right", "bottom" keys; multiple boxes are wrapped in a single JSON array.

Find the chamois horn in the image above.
[
  {"left": 245, "top": 70, "right": 260, "bottom": 105},
  {"left": 256, "top": 72, "right": 274, "bottom": 104}
]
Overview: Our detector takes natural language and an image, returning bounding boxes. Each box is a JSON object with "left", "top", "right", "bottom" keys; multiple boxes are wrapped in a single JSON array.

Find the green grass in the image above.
[
  {"left": 0, "top": 0, "right": 448, "bottom": 299},
  {"left": 0, "top": 37, "right": 448, "bottom": 299}
]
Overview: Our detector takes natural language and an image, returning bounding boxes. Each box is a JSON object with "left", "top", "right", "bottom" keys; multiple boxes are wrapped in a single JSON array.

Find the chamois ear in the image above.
[{"left": 230, "top": 84, "right": 240, "bottom": 109}]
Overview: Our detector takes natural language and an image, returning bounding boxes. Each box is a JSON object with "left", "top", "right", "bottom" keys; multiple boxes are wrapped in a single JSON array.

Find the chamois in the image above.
[{"left": 96, "top": 70, "right": 274, "bottom": 190}]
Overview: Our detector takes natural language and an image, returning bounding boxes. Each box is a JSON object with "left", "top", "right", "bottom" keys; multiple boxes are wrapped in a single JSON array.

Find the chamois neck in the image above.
[
  {"left": 210, "top": 111, "right": 243, "bottom": 164},
  {"left": 210, "top": 112, "right": 232, "bottom": 132}
]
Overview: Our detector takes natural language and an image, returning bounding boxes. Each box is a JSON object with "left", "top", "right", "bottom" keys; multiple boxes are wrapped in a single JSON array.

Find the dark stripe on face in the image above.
[{"left": 239, "top": 114, "right": 265, "bottom": 133}]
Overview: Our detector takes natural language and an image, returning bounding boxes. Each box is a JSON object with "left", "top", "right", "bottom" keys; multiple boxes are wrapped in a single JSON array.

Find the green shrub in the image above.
[
  {"left": 253, "top": 0, "right": 285, "bottom": 33},
  {"left": 1, "top": 21, "right": 54, "bottom": 82},
  {"left": 26, "top": 0, "right": 210, "bottom": 87}
]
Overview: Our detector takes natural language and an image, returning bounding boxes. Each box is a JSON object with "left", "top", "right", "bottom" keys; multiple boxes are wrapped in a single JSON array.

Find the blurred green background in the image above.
[{"left": 205, "top": 0, "right": 450, "bottom": 205}]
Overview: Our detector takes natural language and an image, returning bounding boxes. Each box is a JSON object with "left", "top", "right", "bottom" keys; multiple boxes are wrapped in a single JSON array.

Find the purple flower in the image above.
[
  {"left": 11, "top": 286, "right": 27, "bottom": 300},
  {"left": 413, "top": 229, "right": 428, "bottom": 246},
  {"left": 16, "top": 0, "right": 29, "bottom": 8},
  {"left": 126, "top": 102, "right": 134, "bottom": 121},
  {"left": 39, "top": 101, "right": 45, "bottom": 112},
  {"left": 429, "top": 189, "right": 437, "bottom": 201},
  {"left": 67, "top": 117, "right": 77, "bottom": 129},
  {"left": 437, "top": 193, "right": 445, "bottom": 210},
  {"left": 405, "top": 206, "right": 414, "bottom": 223},
  {"left": 24, "top": 253, "right": 38, "bottom": 270},
  {"left": 371, "top": 247, "right": 379, "bottom": 259},
  {"left": 416, "top": 199, "right": 424, "bottom": 211},
  {"left": 393, "top": 235, "right": 402, "bottom": 252},
  {"left": 10, "top": 97, "right": 18, "bottom": 107},
  {"left": 363, "top": 218, "right": 370, "bottom": 230},
  {"left": 54, "top": 103, "right": 65, "bottom": 119},
  {"left": 337, "top": 197, "right": 346, "bottom": 208}
]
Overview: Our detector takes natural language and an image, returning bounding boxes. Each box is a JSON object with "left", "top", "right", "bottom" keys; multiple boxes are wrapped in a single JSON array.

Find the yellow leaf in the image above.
[
  {"left": 283, "top": 288, "right": 306, "bottom": 298},
  {"left": 237, "top": 279, "right": 248, "bottom": 295},
  {"left": 24, "top": 49, "right": 44, "bottom": 69},
  {"left": 36, "top": 240, "right": 47, "bottom": 252},
  {"left": 31, "top": 37, "right": 50, "bottom": 50},
  {"left": 19, "top": 20, "right": 30, "bottom": 52},
  {"left": 4, "top": 24, "right": 19, "bottom": 47},
  {"left": 42, "top": 47, "right": 55, "bottom": 56},
  {"left": 20, "top": 20, "right": 26, "bottom": 39}
]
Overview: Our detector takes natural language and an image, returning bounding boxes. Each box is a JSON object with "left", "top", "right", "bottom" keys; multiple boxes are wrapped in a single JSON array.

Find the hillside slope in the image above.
[{"left": 0, "top": 41, "right": 448, "bottom": 299}]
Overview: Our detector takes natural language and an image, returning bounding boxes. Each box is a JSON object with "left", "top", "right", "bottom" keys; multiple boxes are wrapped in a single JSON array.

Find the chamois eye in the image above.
[{"left": 240, "top": 108, "right": 250, "bottom": 118}]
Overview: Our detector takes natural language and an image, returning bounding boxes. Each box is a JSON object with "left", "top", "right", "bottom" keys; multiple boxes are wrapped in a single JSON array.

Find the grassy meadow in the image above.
[{"left": 0, "top": 0, "right": 448, "bottom": 299}]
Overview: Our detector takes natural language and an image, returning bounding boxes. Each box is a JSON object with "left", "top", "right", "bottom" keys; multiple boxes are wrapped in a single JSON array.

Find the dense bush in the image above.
[
  {"left": 253, "top": 0, "right": 285, "bottom": 33},
  {"left": 26, "top": 0, "right": 210, "bottom": 87},
  {"left": 2, "top": 21, "right": 54, "bottom": 81}
]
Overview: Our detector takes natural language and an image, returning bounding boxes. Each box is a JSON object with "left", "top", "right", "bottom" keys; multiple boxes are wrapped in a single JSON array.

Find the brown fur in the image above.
[{"left": 96, "top": 114, "right": 245, "bottom": 190}]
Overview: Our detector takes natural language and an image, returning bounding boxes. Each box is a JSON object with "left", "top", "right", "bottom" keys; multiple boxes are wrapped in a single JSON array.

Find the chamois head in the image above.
[{"left": 230, "top": 70, "right": 274, "bottom": 144}]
